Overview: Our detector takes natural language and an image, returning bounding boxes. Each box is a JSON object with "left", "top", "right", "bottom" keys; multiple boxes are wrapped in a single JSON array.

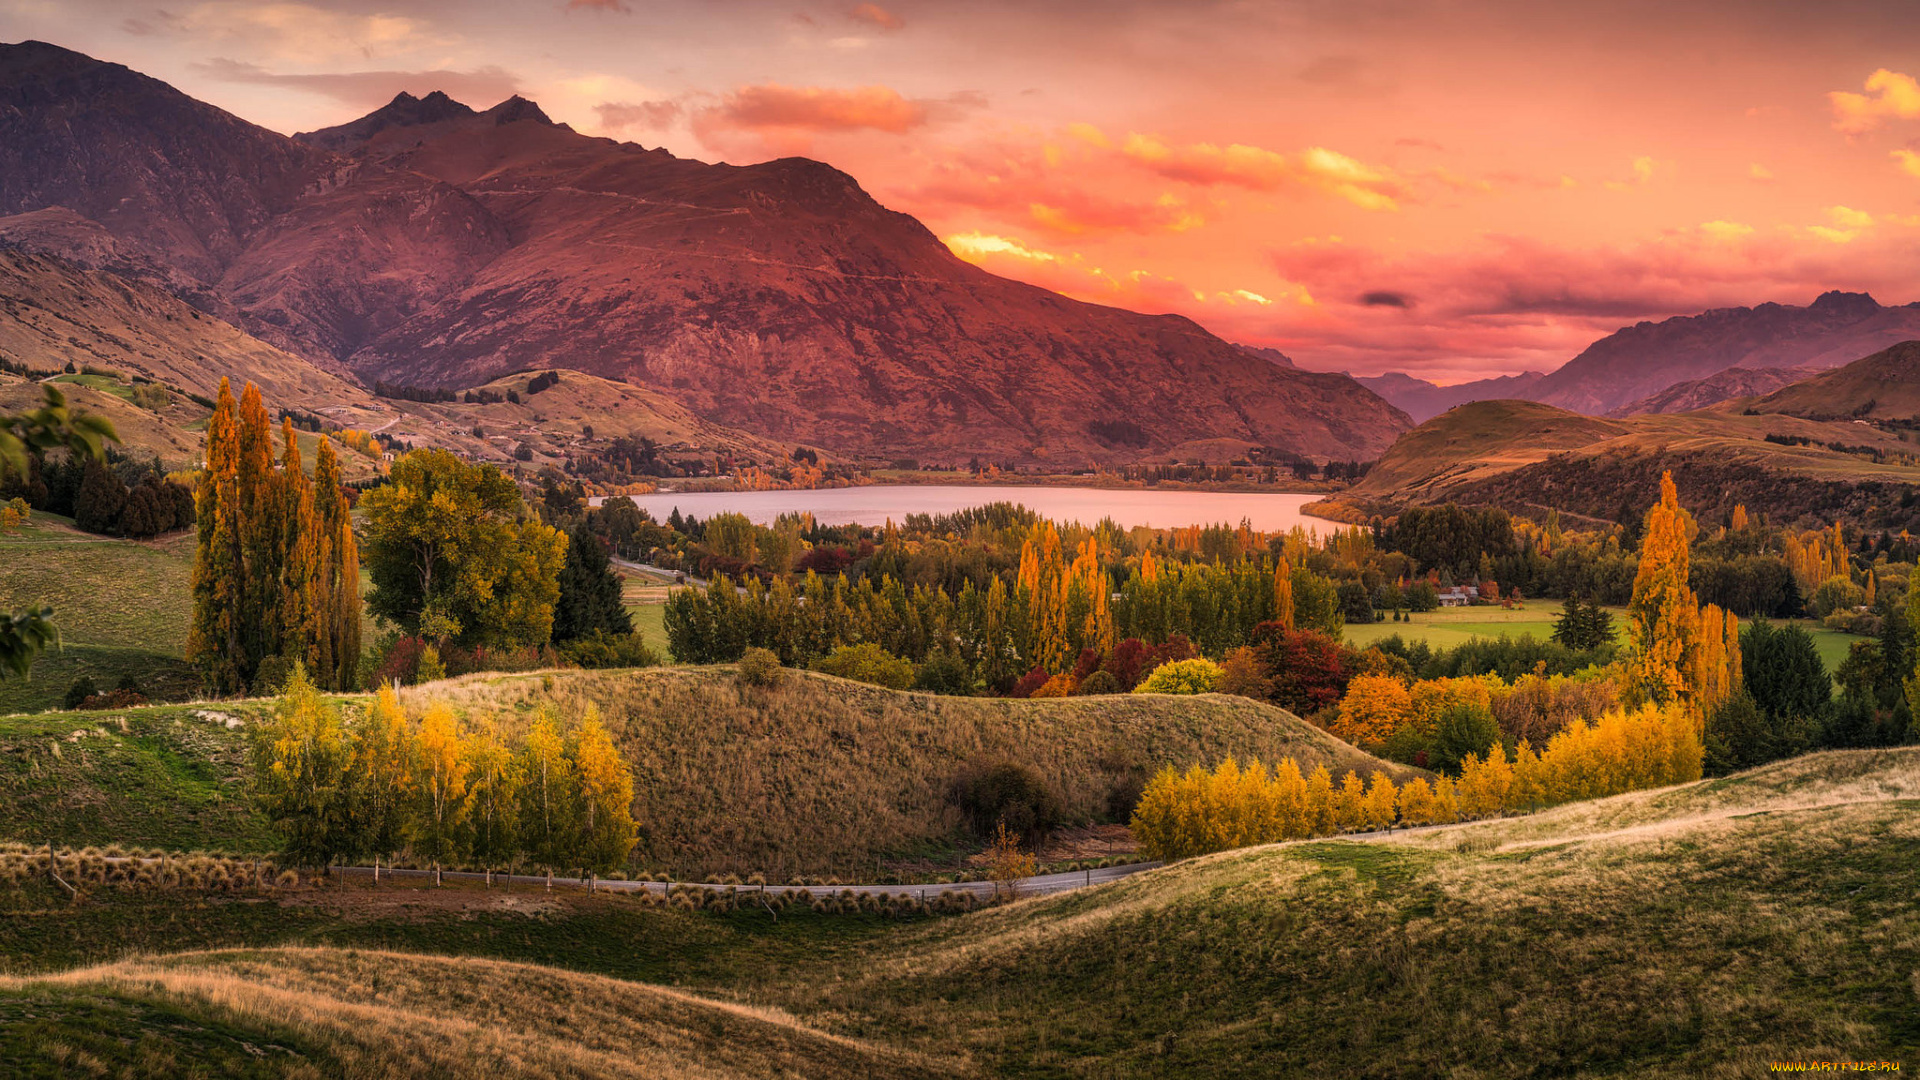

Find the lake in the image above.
[{"left": 593, "top": 485, "right": 1335, "bottom": 532}]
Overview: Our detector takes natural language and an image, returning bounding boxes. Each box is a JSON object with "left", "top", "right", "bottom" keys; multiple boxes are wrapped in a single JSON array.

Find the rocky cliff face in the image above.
[{"left": 0, "top": 41, "right": 1413, "bottom": 465}]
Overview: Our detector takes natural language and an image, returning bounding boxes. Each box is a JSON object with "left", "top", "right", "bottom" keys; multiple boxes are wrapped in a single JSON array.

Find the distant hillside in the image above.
[
  {"left": 383, "top": 368, "right": 795, "bottom": 469},
  {"left": 1745, "top": 340, "right": 1920, "bottom": 421},
  {"left": 0, "top": 244, "right": 379, "bottom": 411},
  {"left": 1355, "top": 371, "right": 1547, "bottom": 424},
  {"left": 1338, "top": 397, "right": 1920, "bottom": 528},
  {"left": 1607, "top": 365, "right": 1819, "bottom": 417},
  {"left": 1527, "top": 291, "right": 1920, "bottom": 415}
]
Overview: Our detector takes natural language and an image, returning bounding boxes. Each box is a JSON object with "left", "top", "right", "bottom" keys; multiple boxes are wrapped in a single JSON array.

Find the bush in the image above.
[
  {"left": 1008, "top": 665, "right": 1050, "bottom": 698},
  {"left": 1216, "top": 646, "right": 1272, "bottom": 699},
  {"left": 950, "top": 762, "right": 1059, "bottom": 843},
  {"left": 1133, "top": 658, "right": 1224, "bottom": 695},
  {"left": 912, "top": 650, "right": 974, "bottom": 695},
  {"left": 560, "top": 629, "right": 660, "bottom": 669},
  {"left": 736, "top": 646, "right": 785, "bottom": 687},
  {"left": 1077, "top": 669, "right": 1121, "bottom": 695},
  {"left": 812, "top": 643, "right": 915, "bottom": 690},
  {"left": 251, "top": 655, "right": 291, "bottom": 697},
  {"left": 1430, "top": 701, "right": 1503, "bottom": 775},
  {"left": 64, "top": 676, "right": 98, "bottom": 710},
  {"left": 1030, "top": 673, "right": 1076, "bottom": 698}
]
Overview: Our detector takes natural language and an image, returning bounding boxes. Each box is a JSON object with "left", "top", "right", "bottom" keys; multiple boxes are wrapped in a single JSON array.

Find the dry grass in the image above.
[
  {"left": 401, "top": 667, "right": 1422, "bottom": 879},
  {"left": 5, "top": 947, "right": 960, "bottom": 1079}
]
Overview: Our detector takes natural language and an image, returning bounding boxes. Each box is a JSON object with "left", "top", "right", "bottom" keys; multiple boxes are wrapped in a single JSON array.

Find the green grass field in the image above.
[
  {"left": 1346, "top": 603, "right": 1861, "bottom": 677},
  {"left": 0, "top": 515, "right": 198, "bottom": 713}
]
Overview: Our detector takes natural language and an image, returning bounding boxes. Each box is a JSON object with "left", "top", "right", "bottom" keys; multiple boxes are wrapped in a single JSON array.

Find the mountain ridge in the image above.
[{"left": 0, "top": 41, "right": 1411, "bottom": 466}]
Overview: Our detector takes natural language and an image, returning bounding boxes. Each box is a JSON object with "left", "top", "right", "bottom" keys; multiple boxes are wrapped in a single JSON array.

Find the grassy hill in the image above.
[
  {"left": 1745, "top": 339, "right": 1920, "bottom": 421},
  {"left": 383, "top": 368, "right": 800, "bottom": 471},
  {"left": 0, "top": 748, "right": 1913, "bottom": 1076},
  {"left": 0, "top": 666, "right": 1417, "bottom": 877},
  {"left": 1334, "top": 395, "right": 1920, "bottom": 527}
]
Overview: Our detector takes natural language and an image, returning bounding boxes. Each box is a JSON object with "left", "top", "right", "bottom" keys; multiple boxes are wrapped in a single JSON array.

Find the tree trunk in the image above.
[
  {"left": 546, "top": 867, "right": 552, "bottom": 891},
  {"left": 435, "top": 862, "right": 442, "bottom": 887}
]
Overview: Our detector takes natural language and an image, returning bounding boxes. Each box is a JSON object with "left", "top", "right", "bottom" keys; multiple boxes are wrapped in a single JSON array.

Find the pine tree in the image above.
[{"left": 553, "top": 524, "right": 633, "bottom": 642}]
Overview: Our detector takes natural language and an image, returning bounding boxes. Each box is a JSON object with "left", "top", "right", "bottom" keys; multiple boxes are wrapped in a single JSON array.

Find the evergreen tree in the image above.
[{"left": 552, "top": 524, "right": 633, "bottom": 642}]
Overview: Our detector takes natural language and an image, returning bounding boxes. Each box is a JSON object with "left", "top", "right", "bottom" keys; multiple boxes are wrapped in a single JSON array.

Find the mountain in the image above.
[
  {"left": 1525, "top": 291, "right": 1920, "bottom": 415},
  {"left": 1744, "top": 340, "right": 1920, "bottom": 421},
  {"left": 0, "top": 42, "right": 1411, "bottom": 466},
  {"left": 1606, "top": 365, "right": 1820, "bottom": 418},
  {"left": 0, "top": 240, "right": 377, "bottom": 411},
  {"left": 1355, "top": 370, "right": 1546, "bottom": 424},
  {"left": 1332, "top": 396, "right": 1920, "bottom": 528},
  {"left": 1238, "top": 344, "right": 1296, "bottom": 367}
]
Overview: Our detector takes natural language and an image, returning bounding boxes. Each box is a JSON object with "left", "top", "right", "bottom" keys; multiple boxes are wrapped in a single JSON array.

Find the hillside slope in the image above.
[
  {"left": 1356, "top": 370, "right": 1548, "bottom": 424},
  {"left": 4, "top": 749, "right": 1912, "bottom": 1077},
  {"left": 1607, "top": 364, "right": 1818, "bottom": 417},
  {"left": 1745, "top": 339, "right": 1920, "bottom": 421},
  {"left": 1340, "top": 396, "right": 1920, "bottom": 526},
  {"left": 0, "top": 666, "right": 1419, "bottom": 877},
  {"left": 0, "top": 41, "right": 1412, "bottom": 466}
]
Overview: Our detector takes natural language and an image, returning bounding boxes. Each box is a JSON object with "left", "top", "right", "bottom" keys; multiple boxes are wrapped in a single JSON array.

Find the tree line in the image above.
[{"left": 251, "top": 664, "right": 638, "bottom": 883}]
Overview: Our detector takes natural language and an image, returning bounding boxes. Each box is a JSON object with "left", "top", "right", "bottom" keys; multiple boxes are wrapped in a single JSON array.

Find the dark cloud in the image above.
[
  {"left": 192, "top": 59, "right": 521, "bottom": 113},
  {"left": 1360, "top": 290, "right": 1411, "bottom": 307},
  {"left": 595, "top": 99, "right": 683, "bottom": 131},
  {"left": 848, "top": 3, "right": 906, "bottom": 30}
]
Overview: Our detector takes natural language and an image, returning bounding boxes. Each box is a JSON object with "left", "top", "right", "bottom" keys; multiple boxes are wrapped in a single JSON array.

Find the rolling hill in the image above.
[
  {"left": 1743, "top": 340, "right": 1920, "bottom": 421},
  {"left": 1, "top": 748, "right": 1913, "bottom": 1076},
  {"left": 0, "top": 40, "right": 1412, "bottom": 466},
  {"left": 1356, "top": 370, "right": 1548, "bottom": 424},
  {"left": 1337, "top": 396, "right": 1920, "bottom": 527},
  {"left": 0, "top": 661, "right": 1420, "bottom": 877}
]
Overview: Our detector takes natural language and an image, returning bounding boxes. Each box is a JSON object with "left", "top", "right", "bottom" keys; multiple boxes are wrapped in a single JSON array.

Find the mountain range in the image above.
[
  {"left": 0, "top": 41, "right": 1412, "bottom": 467},
  {"left": 1362, "top": 291, "right": 1920, "bottom": 421}
]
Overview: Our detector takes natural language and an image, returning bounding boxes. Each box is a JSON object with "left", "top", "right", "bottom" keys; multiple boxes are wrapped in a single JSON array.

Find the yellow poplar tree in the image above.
[
  {"left": 570, "top": 705, "right": 639, "bottom": 880},
  {"left": 412, "top": 701, "right": 471, "bottom": 885},
  {"left": 1272, "top": 557, "right": 1295, "bottom": 631},
  {"left": 1627, "top": 472, "right": 1698, "bottom": 708}
]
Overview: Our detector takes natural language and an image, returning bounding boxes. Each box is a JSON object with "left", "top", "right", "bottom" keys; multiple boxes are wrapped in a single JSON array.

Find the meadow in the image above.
[
  {"left": 1345, "top": 603, "right": 1859, "bottom": 673},
  {"left": 0, "top": 748, "right": 1911, "bottom": 1076}
]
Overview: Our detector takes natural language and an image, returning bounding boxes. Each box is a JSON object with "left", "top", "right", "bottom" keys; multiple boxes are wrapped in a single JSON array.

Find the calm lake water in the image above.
[{"left": 596, "top": 485, "right": 1334, "bottom": 532}]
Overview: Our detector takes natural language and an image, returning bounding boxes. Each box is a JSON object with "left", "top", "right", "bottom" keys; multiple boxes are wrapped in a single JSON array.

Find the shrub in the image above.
[
  {"left": 1130, "top": 757, "right": 1400, "bottom": 860},
  {"left": 950, "top": 761, "right": 1060, "bottom": 842},
  {"left": 560, "top": 629, "right": 660, "bottom": 669},
  {"left": 1216, "top": 646, "right": 1272, "bottom": 700},
  {"left": 1008, "top": 665, "right": 1050, "bottom": 698},
  {"left": 736, "top": 646, "right": 785, "bottom": 687},
  {"left": 64, "top": 676, "right": 98, "bottom": 710},
  {"left": 812, "top": 643, "right": 914, "bottom": 690},
  {"left": 1077, "top": 669, "right": 1121, "bottom": 695},
  {"left": 912, "top": 650, "right": 974, "bottom": 695},
  {"left": 1430, "top": 701, "right": 1503, "bottom": 775},
  {"left": 1133, "top": 658, "right": 1224, "bottom": 695},
  {"left": 1030, "top": 673, "right": 1076, "bottom": 698},
  {"left": 1333, "top": 674, "right": 1412, "bottom": 746},
  {"left": 415, "top": 644, "right": 447, "bottom": 683},
  {"left": 250, "top": 655, "right": 292, "bottom": 697}
]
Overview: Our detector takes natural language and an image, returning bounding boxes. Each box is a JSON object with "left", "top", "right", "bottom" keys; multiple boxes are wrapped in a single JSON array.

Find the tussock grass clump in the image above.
[{"left": 404, "top": 667, "right": 1416, "bottom": 879}]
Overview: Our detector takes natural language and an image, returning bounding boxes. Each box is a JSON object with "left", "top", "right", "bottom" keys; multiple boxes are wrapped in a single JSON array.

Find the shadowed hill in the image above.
[{"left": 1744, "top": 340, "right": 1920, "bottom": 421}]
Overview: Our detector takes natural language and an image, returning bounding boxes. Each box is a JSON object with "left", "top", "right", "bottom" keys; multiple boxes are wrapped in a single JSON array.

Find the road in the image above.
[{"left": 326, "top": 860, "right": 1165, "bottom": 899}]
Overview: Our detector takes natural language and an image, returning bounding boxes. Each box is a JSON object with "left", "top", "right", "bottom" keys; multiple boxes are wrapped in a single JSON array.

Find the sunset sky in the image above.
[{"left": 8, "top": 0, "right": 1920, "bottom": 382}]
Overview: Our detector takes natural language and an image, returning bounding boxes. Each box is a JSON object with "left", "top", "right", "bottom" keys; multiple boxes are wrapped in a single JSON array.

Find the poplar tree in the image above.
[
  {"left": 1628, "top": 472, "right": 1698, "bottom": 708},
  {"left": 517, "top": 709, "right": 579, "bottom": 887},
  {"left": 411, "top": 702, "right": 471, "bottom": 885},
  {"left": 570, "top": 706, "right": 638, "bottom": 876}
]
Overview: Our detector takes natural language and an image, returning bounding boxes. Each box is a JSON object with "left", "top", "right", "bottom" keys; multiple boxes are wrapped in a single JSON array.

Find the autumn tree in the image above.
[
  {"left": 462, "top": 721, "right": 523, "bottom": 883},
  {"left": 517, "top": 709, "right": 579, "bottom": 888},
  {"left": 249, "top": 663, "right": 356, "bottom": 871},
  {"left": 351, "top": 684, "right": 415, "bottom": 876},
  {"left": 362, "top": 449, "right": 566, "bottom": 648},
  {"left": 1627, "top": 472, "right": 1699, "bottom": 708},
  {"left": 189, "top": 380, "right": 360, "bottom": 692},
  {"left": 1, "top": 387, "right": 115, "bottom": 678},
  {"left": 411, "top": 702, "right": 471, "bottom": 885},
  {"left": 570, "top": 706, "right": 638, "bottom": 878}
]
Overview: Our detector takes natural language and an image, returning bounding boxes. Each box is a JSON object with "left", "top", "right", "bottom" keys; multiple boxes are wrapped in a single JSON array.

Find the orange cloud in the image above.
[
  {"left": 594, "top": 99, "right": 680, "bottom": 132},
  {"left": 1894, "top": 150, "right": 1920, "bottom": 178},
  {"left": 1829, "top": 69, "right": 1920, "bottom": 135},
  {"left": 848, "top": 3, "right": 904, "bottom": 30},
  {"left": 1117, "top": 134, "right": 1404, "bottom": 210},
  {"left": 711, "top": 83, "right": 925, "bottom": 134}
]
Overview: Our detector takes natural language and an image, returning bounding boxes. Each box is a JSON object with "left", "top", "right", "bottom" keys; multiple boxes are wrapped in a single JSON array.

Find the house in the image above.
[{"left": 1436, "top": 585, "right": 1480, "bottom": 608}]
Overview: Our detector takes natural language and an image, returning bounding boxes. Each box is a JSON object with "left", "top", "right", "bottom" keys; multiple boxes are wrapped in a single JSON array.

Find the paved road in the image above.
[{"left": 328, "top": 860, "right": 1165, "bottom": 899}]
